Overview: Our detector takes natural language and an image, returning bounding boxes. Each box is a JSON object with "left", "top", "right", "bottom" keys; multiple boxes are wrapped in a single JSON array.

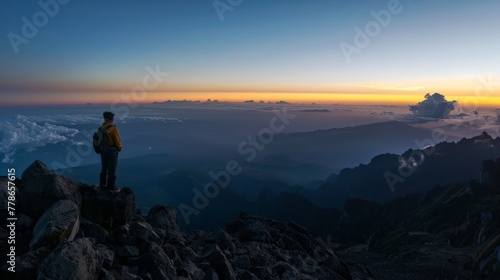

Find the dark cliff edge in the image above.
[{"left": 0, "top": 160, "right": 371, "bottom": 280}]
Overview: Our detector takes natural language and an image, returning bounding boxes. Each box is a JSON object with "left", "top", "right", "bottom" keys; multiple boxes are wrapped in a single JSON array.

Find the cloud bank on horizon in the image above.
[
  {"left": 0, "top": 114, "right": 186, "bottom": 163},
  {"left": 0, "top": 115, "right": 79, "bottom": 163}
]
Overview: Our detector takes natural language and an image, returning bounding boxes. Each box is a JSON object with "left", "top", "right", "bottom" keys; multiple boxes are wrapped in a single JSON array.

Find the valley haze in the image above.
[{"left": 1, "top": 101, "right": 499, "bottom": 220}]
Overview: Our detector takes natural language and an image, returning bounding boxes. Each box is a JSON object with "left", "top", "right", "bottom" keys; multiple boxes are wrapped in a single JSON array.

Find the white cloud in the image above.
[
  {"left": 17, "top": 114, "right": 184, "bottom": 125},
  {"left": 0, "top": 114, "right": 186, "bottom": 163},
  {"left": 0, "top": 115, "right": 79, "bottom": 163}
]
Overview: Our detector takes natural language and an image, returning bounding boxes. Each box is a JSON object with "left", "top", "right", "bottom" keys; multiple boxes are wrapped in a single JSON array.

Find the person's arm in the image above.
[{"left": 109, "top": 126, "right": 122, "bottom": 151}]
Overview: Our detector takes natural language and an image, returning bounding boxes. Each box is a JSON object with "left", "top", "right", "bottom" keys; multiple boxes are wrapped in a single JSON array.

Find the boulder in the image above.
[
  {"left": 237, "top": 270, "right": 260, "bottom": 280},
  {"left": 147, "top": 205, "right": 180, "bottom": 232},
  {"left": 19, "top": 165, "right": 81, "bottom": 219},
  {"left": 203, "top": 244, "right": 236, "bottom": 280},
  {"left": 1, "top": 247, "right": 50, "bottom": 280},
  {"left": 38, "top": 238, "right": 101, "bottom": 280},
  {"left": 176, "top": 261, "right": 205, "bottom": 279},
  {"left": 202, "top": 268, "right": 219, "bottom": 280},
  {"left": 272, "top": 261, "right": 301, "bottom": 279},
  {"left": 95, "top": 244, "right": 115, "bottom": 270},
  {"left": 129, "top": 221, "right": 160, "bottom": 244},
  {"left": 115, "top": 245, "right": 140, "bottom": 258},
  {"left": 21, "top": 160, "right": 51, "bottom": 180},
  {"left": 226, "top": 213, "right": 272, "bottom": 243},
  {"left": 81, "top": 187, "right": 139, "bottom": 230},
  {"left": 80, "top": 219, "right": 110, "bottom": 245},
  {"left": 112, "top": 266, "right": 142, "bottom": 280},
  {"left": 140, "top": 243, "right": 177, "bottom": 280},
  {"left": 215, "top": 229, "right": 235, "bottom": 251},
  {"left": 30, "top": 200, "right": 80, "bottom": 251}
]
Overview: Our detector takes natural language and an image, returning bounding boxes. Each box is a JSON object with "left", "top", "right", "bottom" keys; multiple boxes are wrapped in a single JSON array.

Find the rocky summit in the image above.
[{"left": 0, "top": 161, "right": 371, "bottom": 280}]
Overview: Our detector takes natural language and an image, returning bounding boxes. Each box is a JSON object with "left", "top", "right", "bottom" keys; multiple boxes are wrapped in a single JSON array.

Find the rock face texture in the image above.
[
  {"left": 19, "top": 161, "right": 81, "bottom": 220},
  {"left": 2, "top": 159, "right": 499, "bottom": 279},
  {"left": 0, "top": 161, "right": 372, "bottom": 280},
  {"left": 29, "top": 199, "right": 80, "bottom": 251}
]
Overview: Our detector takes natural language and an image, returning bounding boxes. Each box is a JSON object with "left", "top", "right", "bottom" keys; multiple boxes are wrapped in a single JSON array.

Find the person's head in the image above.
[{"left": 103, "top": 111, "right": 115, "bottom": 123}]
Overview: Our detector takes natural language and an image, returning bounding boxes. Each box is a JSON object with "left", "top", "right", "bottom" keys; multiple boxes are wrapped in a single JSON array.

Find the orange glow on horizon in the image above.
[{"left": 1, "top": 91, "right": 499, "bottom": 108}]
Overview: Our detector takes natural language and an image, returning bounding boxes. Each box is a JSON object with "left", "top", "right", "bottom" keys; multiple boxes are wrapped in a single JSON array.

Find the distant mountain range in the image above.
[
  {"left": 6, "top": 142, "right": 500, "bottom": 278},
  {"left": 313, "top": 131, "right": 500, "bottom": 208},
  {"left": 262, "top": 120, "right": 447, "bottom": 170},
  {"left": 55, "top": 122, "right": 500, "bottom": 235}
]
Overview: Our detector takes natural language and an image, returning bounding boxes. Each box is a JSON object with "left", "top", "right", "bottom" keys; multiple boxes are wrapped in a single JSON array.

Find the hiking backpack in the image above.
[{"left": 93, "top": 126, "right": 110, "bottom": 154}]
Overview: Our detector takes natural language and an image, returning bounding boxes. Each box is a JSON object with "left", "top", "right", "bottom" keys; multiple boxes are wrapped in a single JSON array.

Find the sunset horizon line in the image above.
[{"left": 1, "top": 91, "right": 498, "bottom": 109}]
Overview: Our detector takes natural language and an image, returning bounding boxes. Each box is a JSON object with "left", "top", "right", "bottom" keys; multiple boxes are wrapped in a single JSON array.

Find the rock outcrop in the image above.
[
  {"left": 29, "top": 199, "right": 80, "bottom": 251},
  {"left": 19, "top": 161, "right": 81, "bottom": 219},
  {"left": 0, "top": 161, "right": 372, "bottom": 280}
]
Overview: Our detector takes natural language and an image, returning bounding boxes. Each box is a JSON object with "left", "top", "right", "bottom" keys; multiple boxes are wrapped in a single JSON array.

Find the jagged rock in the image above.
[
  {"left": 164, "top": 228, "right": 187, "bottom": 246},
  {"left": 80, "top": 218, "right": 110, "bottom": 245},
  {"left": 140, "top": 243, "right": 177, "bottom": 280},
  {"left": 129, "top": 221, "right": 160, "bottom": 244},
  {"left": 176, "top": 260, "right": 205, "bottom": 279},
  {"left": 246, "top": 266, "right": 276, "bottom": 280},
  {"left": 81, "top": 187, "right": 139, "bottom": 230},
  {"left": 19, "top": 170, "right": 82, "bottom": 219},
  {"left": 38, "top": 238, "right": 101, "bottom": 280},
  {"left": 237, "top": 270, "right": 260, "bottom": 280},
  {"left": 115, "top": 245, "right": 140, "bottom": 258},
  {"left": 147, "top": 205, "right": 180, "bottom": 232},
  {"left": 202, "top": 267, "right": 219, "bottom": 280},
  {"left": 215, "top": 229, "right": 235, "bottom": 251},
  {"left": 162, "top": 243, "right": 183, "bottom": 267},
  {"left": 113, "top": 265, "right": 142, "bottom": 280},
  {"left": 272, "top": 261, "right": 301, "bottom": 279},
  {"left": 203, "top": 243, "right": 237, "bottom": 280},
  {"left": 470, "top": 233, "right": 500, "bottom": 277},
  {"left": 1, "top": 247, "right": 50, "bottom": 279},
  {"left": 177, "top": 246, "right": 200, "bottom": 263},
  {"left": 21, "top": 160, "right": 51, "bottom": 180},
  {"left": 233, "top": 255, "right": 251, "bottom": 270},
  {"left": 95, "top": 244, "right": 115, "bottom": 270},
  {"left": 30, "top": 199, "right": 80, "bottom": 251},
  {"left": 7, "top": 161, "right": 379, "bottom": 280},
  {"left": 226, "top": 214, "right": 272, "bottom": 243},
  {"left": 99, "top": 268, "right": 116, "bottom": 280}
]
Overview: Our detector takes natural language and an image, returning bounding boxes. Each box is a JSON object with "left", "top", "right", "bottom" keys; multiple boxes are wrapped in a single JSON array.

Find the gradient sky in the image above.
[{"left": 1, "top": 0, "right": 499, "bottom": 106}]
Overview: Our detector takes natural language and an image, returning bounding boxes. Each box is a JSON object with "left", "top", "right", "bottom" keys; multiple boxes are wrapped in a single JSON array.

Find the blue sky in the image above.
[{"left": 1, "top": 0, "right": 499, "bottom": 105}]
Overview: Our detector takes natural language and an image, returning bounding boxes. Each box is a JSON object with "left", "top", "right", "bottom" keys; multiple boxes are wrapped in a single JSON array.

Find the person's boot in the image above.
[{"left": 107, "top": 176, "right": 120, "bottom": 192}]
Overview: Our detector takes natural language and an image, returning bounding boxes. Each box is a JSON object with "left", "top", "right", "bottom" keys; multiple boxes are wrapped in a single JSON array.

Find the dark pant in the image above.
[{"left": 100, "top": 149, "right": 119, "bottom": 189}]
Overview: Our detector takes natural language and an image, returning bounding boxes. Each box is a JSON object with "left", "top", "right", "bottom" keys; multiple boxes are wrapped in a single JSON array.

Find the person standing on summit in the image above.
[{"left": 99, "top": 111, "right": 122, "bottom": 192}]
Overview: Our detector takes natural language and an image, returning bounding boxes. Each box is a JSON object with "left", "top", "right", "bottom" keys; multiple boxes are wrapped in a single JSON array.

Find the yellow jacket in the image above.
[{"left": 101, "top": 122, "right": 122, "bottom": 151}]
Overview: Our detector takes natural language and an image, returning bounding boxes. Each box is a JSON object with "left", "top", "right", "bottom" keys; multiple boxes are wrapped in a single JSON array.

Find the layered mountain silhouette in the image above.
[
  {"left": 2, "top": 128, "right": 500, "bottom": 279},
  {"left": 262, "top": 121, "right": 441, "bottom": 169},
  {"left": 2, "top": 153, "right": 499, "bottom": 279},
  {"left": 313, "top": 131, "right": 500, "bottom": 207}
]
